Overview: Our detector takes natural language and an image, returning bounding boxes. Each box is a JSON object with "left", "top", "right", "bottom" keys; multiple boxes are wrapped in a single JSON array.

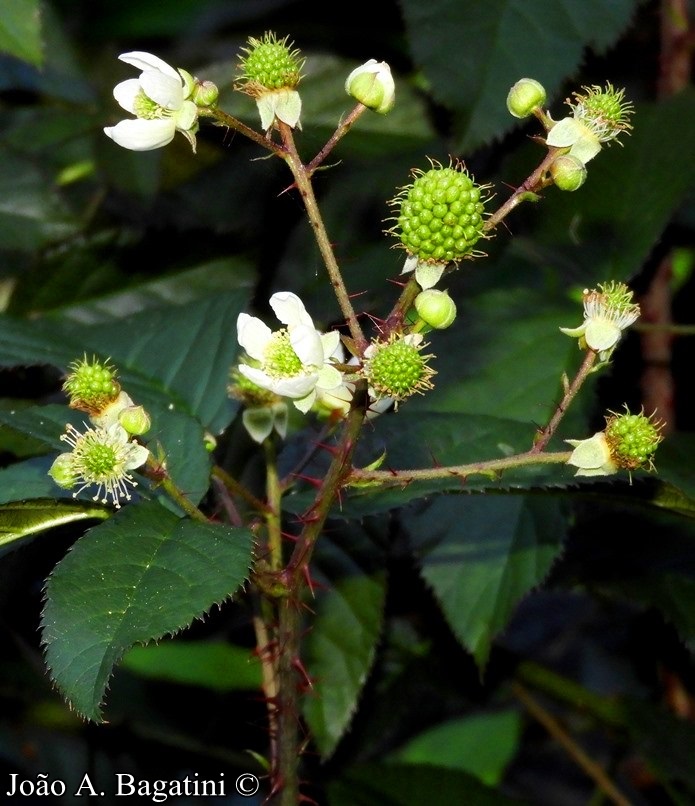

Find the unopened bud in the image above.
[
  {"left": 192, "top": 79, "right": 219, "bottom": 107},
  {"left": 414, "top": 289, "right": 457, "bottom": 329},
  {"left": 118, "top": 404, "right": 152, "bottom": 436},
  {"left": 345, "top": 59, "right": 395, "bottom": 114},
  {"left": 507, "top": 78, "right": 546, "bottom": 119},
  {"left": 550, "top": 154, "right": 587, "bottom": 191}
]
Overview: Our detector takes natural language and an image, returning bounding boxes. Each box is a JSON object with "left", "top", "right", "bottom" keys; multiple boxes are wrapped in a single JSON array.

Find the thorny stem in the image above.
[
  {"left": 277, "top": 121, "right": 367, "bottom": 350},
  {"left": 306, "top": 103, "right": 370, "bottom": 177},
  {"left": 145, "top": 457, "right": 208, "bottom": 522},
  {"left": 264, "top": 438, "right": 284, "bottom": 571},
  {"left": 212, "top": 464, "right": 268, "bottom": 513},
  {"left": 531, "top": 349, "right": 598, "bottom": 453},
  {"left": 199, "top": 106, "right": 287, "bottom": 156},
  {"left": 347, "top": 449, "right": 572, "bottom": 488},
  {"left": 276, "top": 601, "right": 302, "bottom": 806}
]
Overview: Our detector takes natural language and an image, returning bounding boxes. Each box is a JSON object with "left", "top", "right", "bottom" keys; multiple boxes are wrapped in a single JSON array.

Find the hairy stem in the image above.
[
  {"left": 277, "top": 121, "right": 366, "bottom": 350},
  {"left": 306, "top": 103, "right": 370, "bottom": 177},
  {"left": 264, "top": 439, "right": 284, "bottom": 571}
]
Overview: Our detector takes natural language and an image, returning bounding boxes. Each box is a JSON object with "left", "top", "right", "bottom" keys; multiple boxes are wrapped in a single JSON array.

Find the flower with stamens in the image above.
[
  {"left": 49, "top": 423, "right": 150, "bottom": 508},
  {"left": 236, "top": 292, "right": 343, "bottom": 414},
  {"left": 104, "top": 51, "right": 198, "bottom": 152},
  {"left": 388, "top": 159, "right": 489, "bottom": 288},
  {"left": 546, "top": 82, "right": 634, "bottom": 164},
  {"left": 360, "top": 333, "right": 435, "bottom": 404},
  {"left": 229, "top": 365, "right": 288, "bottom": 444},
  {"left": 560, "top": 281, "right": 640, "bottom": 362},
  {"left": 236, "top": 32, "right": 304, "bottom": 130}
]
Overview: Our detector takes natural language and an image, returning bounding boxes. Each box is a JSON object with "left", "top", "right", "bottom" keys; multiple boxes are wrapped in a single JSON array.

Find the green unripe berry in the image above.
[
  {"left": 238, "top": 32, "right": 303, "bottom": 91},
  {"left": 62, "top": 355, "right": 120, "bottom": 413},
  {"left": 507, "top": 78, "right": 546, "bottom": 118},
  {"left": 363, "top": 335, "right": 435, "bottom": 402},
  {"left": 414, "top": 289, "right": 457, "bottom": 329},
  {"left": 550, "top": 154, "right": 587, "bottom": 191},
  {"left": 604, "top": 409, "right": 663, "bottom": 472},
  {"left": 391, "top": 162, "right": 488, "bottom": 264}
]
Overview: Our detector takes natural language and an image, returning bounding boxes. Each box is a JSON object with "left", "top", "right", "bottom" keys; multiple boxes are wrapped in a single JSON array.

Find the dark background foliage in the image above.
[{"left": 1, "top": 0, "right": 695, "bottom": 804}]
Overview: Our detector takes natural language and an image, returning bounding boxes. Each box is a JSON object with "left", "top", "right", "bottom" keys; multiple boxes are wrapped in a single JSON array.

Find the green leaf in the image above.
[
  {"left": 327, "top": 762, "right": 529, "bottom": 806},
  {"left": 0, "top": 499, "right": 109, "bottom": 552},
  {"left": 42, "top": 501, "right": 253, "bottom": 720},
  {"left": 303, "top": 521, "right": 387, "bottom": 758},
  {"left": 0, "top": 0, "right": 43, "bottom": 66},
  {"left": 388, "top": 711, "right": 521, "bottom": 787},
  {"left": 407, "top": 495, "right": 566, "bottom": 667},
  {"left": 120, "top": 639, "right": 262, "bottom": 691},
  {"left": 0, "top": 457, "right": 76, "bottom": 506},
  {"left": 399, "top": 0, "right": 643, "bottom": 152}
]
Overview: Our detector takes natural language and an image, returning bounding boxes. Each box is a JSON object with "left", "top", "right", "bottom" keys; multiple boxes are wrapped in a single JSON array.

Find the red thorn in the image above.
[
  {"left": 293, "top": 473, "right": 323, "bottom": 489},
  {"left": 292, "top": 656, "right": 315, "bottom": 691},
  {"left": 314, "top": 441, "right": 340, "bottom": 456}
]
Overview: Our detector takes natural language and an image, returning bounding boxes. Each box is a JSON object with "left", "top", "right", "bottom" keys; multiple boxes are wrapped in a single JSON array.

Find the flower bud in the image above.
[
  {"left": 345, "top": 60, "right": 395, "bottom": 114},
  {"left": 118, "top": 404, "right": 152, "bottom": 436},
  {"left": 49, "top": 452, "right": 77, "bottom": 489},
  {"left": 506, "top": 78, "right": 546, "bottom": 118},
  {"left": 550, "top": 154, "right": 587, "bottom": 191},
  {"left": 192, "top": 79, "right": 219, "bottom": 107},
  {"left": 414, "top": 289, "right": 457, "bottom": 329}
]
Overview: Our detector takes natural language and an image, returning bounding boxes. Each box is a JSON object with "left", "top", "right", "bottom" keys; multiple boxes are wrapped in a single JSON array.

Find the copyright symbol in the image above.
[{"left": 236, "top": 773, "right": 260, "bottom": 797}]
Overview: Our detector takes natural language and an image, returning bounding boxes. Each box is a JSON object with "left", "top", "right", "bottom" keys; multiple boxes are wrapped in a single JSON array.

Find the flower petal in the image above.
[
  {"left": 238, "top": 365, "right": 318, "bottom": 400},
  {"left": 119, "top": 51, "right": 180, "bottom": 80},
  {"left": 104, "top": 118, "right": 176, "bottom": 151},
  {"left": 317, "top": 364, "right": 343, "bottom": 392},
  {"left": 174, "top": 99, "right": 198, "bottom": 131},
  {"left": 237, "top": 314, "right": 272, "bottom": 362},
  {"left": 242, "top": 407, "right": 275, "bottom": 444},
  {"left": 112, "top": 78, "right": 142, "bottom": 113},
  {"left": 584, "top": 319, "right": 621, "bottom": 352},
  {"left": 290, "top": 324, "right": 324, "bottom": 367},
  {"left": 320, "top": 330, "right": 341, "bottom": 360},
  {"left": 270, "top": 291, "right": 314, "bottom": 328},
  {"left": 293, "top": 389, "right": 317, "bottom": 414},
  {"left": 140, "top": 69, "right": 183, "bottom": 109},
  {"left": 546, "top": 117, "right": 583, "bottom": 148}
]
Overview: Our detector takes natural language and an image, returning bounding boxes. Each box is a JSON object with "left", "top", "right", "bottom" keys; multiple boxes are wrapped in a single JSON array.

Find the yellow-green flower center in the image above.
[
  {"left": 133, "top": 90, "right": 171, "bottom": 120},
  {"left": 264, "top": 330, "right": 303, "bottom": 377}
]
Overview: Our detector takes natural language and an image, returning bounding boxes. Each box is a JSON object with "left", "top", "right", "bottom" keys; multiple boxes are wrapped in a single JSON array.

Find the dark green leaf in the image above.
[
  {"left": 0, "top": 499, "right": 109, "bottom": 551},
  {"left": 0, "top": 0, "right": 42, "bottom": 66},
  {"left": 42, "top": 501, "right": 253, "bottom": 720},
  {"left": 303, "top": 521, "right": 387, "bottom": 758},
  {"left": 407, "top": 495, "right": 566, "bottom": 666},
  {"left": 120, "top": 639, "right": 262, "bottom": 691},
  {"left": 399, "top": 0, "right": 642, "bottom": 152}
]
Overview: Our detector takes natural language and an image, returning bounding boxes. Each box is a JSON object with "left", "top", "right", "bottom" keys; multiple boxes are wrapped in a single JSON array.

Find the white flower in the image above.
[
  {"left": 314, "top": 344, "right": 393, "bottom": 419},
  {"left": 236, "top": 292, "right": 343, "bottom": 414},
  {"left": 566, "top": 432, "right": 618, "bottom": 477},
  {"left": 49, "top": 423, "right": 150, "bottom": 508},
  {"left": 560, "top": 282, "right": 640, "bottom": 362},
  {"left": 104, "top": 52, "right": 198, "bottom": 152}
]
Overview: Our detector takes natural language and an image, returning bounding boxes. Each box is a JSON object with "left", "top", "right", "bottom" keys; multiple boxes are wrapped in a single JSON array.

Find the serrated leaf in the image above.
[
  {"left": 42, "top": 501, "right": 254, "bottom": 720},
  {"left": 0, "top": 0, "right": 43, "bottom": 66},
  {"left": 327, "top": 762, "right": 529, "bottom": 806},
  {"left": 400, "top": 0, "right": 643, "bottom": 152},
  {"left": 407, "top": 495, "right": 566, "bottom": 667},
  {"left": 0, "top": 456, "right": 77, "bottom": 506},
  {"left": 120, "top": 639, "right": 262, "bottom": 691},
  {"left": 0, "top": 499, "right": 109, "bottom": 551},
  {"left": 303, "top": 521, "right": 387, "bottom": 758}
]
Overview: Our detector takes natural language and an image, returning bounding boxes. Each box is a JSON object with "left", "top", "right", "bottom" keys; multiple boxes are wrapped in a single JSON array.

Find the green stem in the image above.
[
  {"left": 347, "top": 448, "right": 572, "bottom": 488},
  {"left": 275, "top": 601, "right": 302, "bottom": 806},
  {"left": 212, "top": 465, "right": 268, "bottom": 513},
  {"left": 145, "top": 458, "right": 208, "bottom": 522},
  {"left": 531, "top": 349, "right": 597, "bottom": 453},
  {"left": 277, "top": 121, "right": 366, "bottom": 350},
  {"left": 263, "top": 438, "right": 284, "bottom": 571}
]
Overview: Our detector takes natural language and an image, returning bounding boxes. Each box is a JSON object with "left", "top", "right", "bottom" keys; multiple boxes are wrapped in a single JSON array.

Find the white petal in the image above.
[
  {"left": 415, "top": 261, "right": 446, "bottom": 290},
  {"left": 238, "top": 365, "right": 318, "bottom": 400},
  {"left": 566, "top": 432, "right": 614, "bottom": 471},
  {"left": 569, "top": 135, "right": 602, "bottom": 164},
  {"left": 125, "top": 442, "right": 150, "bottom": 470},
  {"left": 112, "top": 78, "right": 142, "bottom": 113},
  {"left": 293, "top": 389, "right": 317, "bottom": 414},
  {"left": 321, "top": 330, "right": 341, "bottom": 360},
  {"left": 317, "top": 364, "right": 343, "bottom": 391},
  {"left": 546, "top": 117, "right": 583, "bottom": 148},
  {"left": 242, "top": 408, "right": 275, "bottom": 444},
  {"left": 104, "top": 118, "right": 176, "bottom": 151},
  {"left": 119, "top": 51, "right": 179, "bottom": 80},
  {"left": 237, "top": 314, "right": 272, "bottom": 362},
  {"left": 140, "top": 69, "right": 183, "bottom": 109},
  {"left": 290, "top": 325, "right": 324, "bottom": 367},
  {"left": 270, "top": 291, "right": 314, "bottom": 328},
  {"left": 585, "top": 319, "right": 621, "bottom": 352},
  {"left": 174, "top": 99, "right": 198, "bottom": 131}
]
